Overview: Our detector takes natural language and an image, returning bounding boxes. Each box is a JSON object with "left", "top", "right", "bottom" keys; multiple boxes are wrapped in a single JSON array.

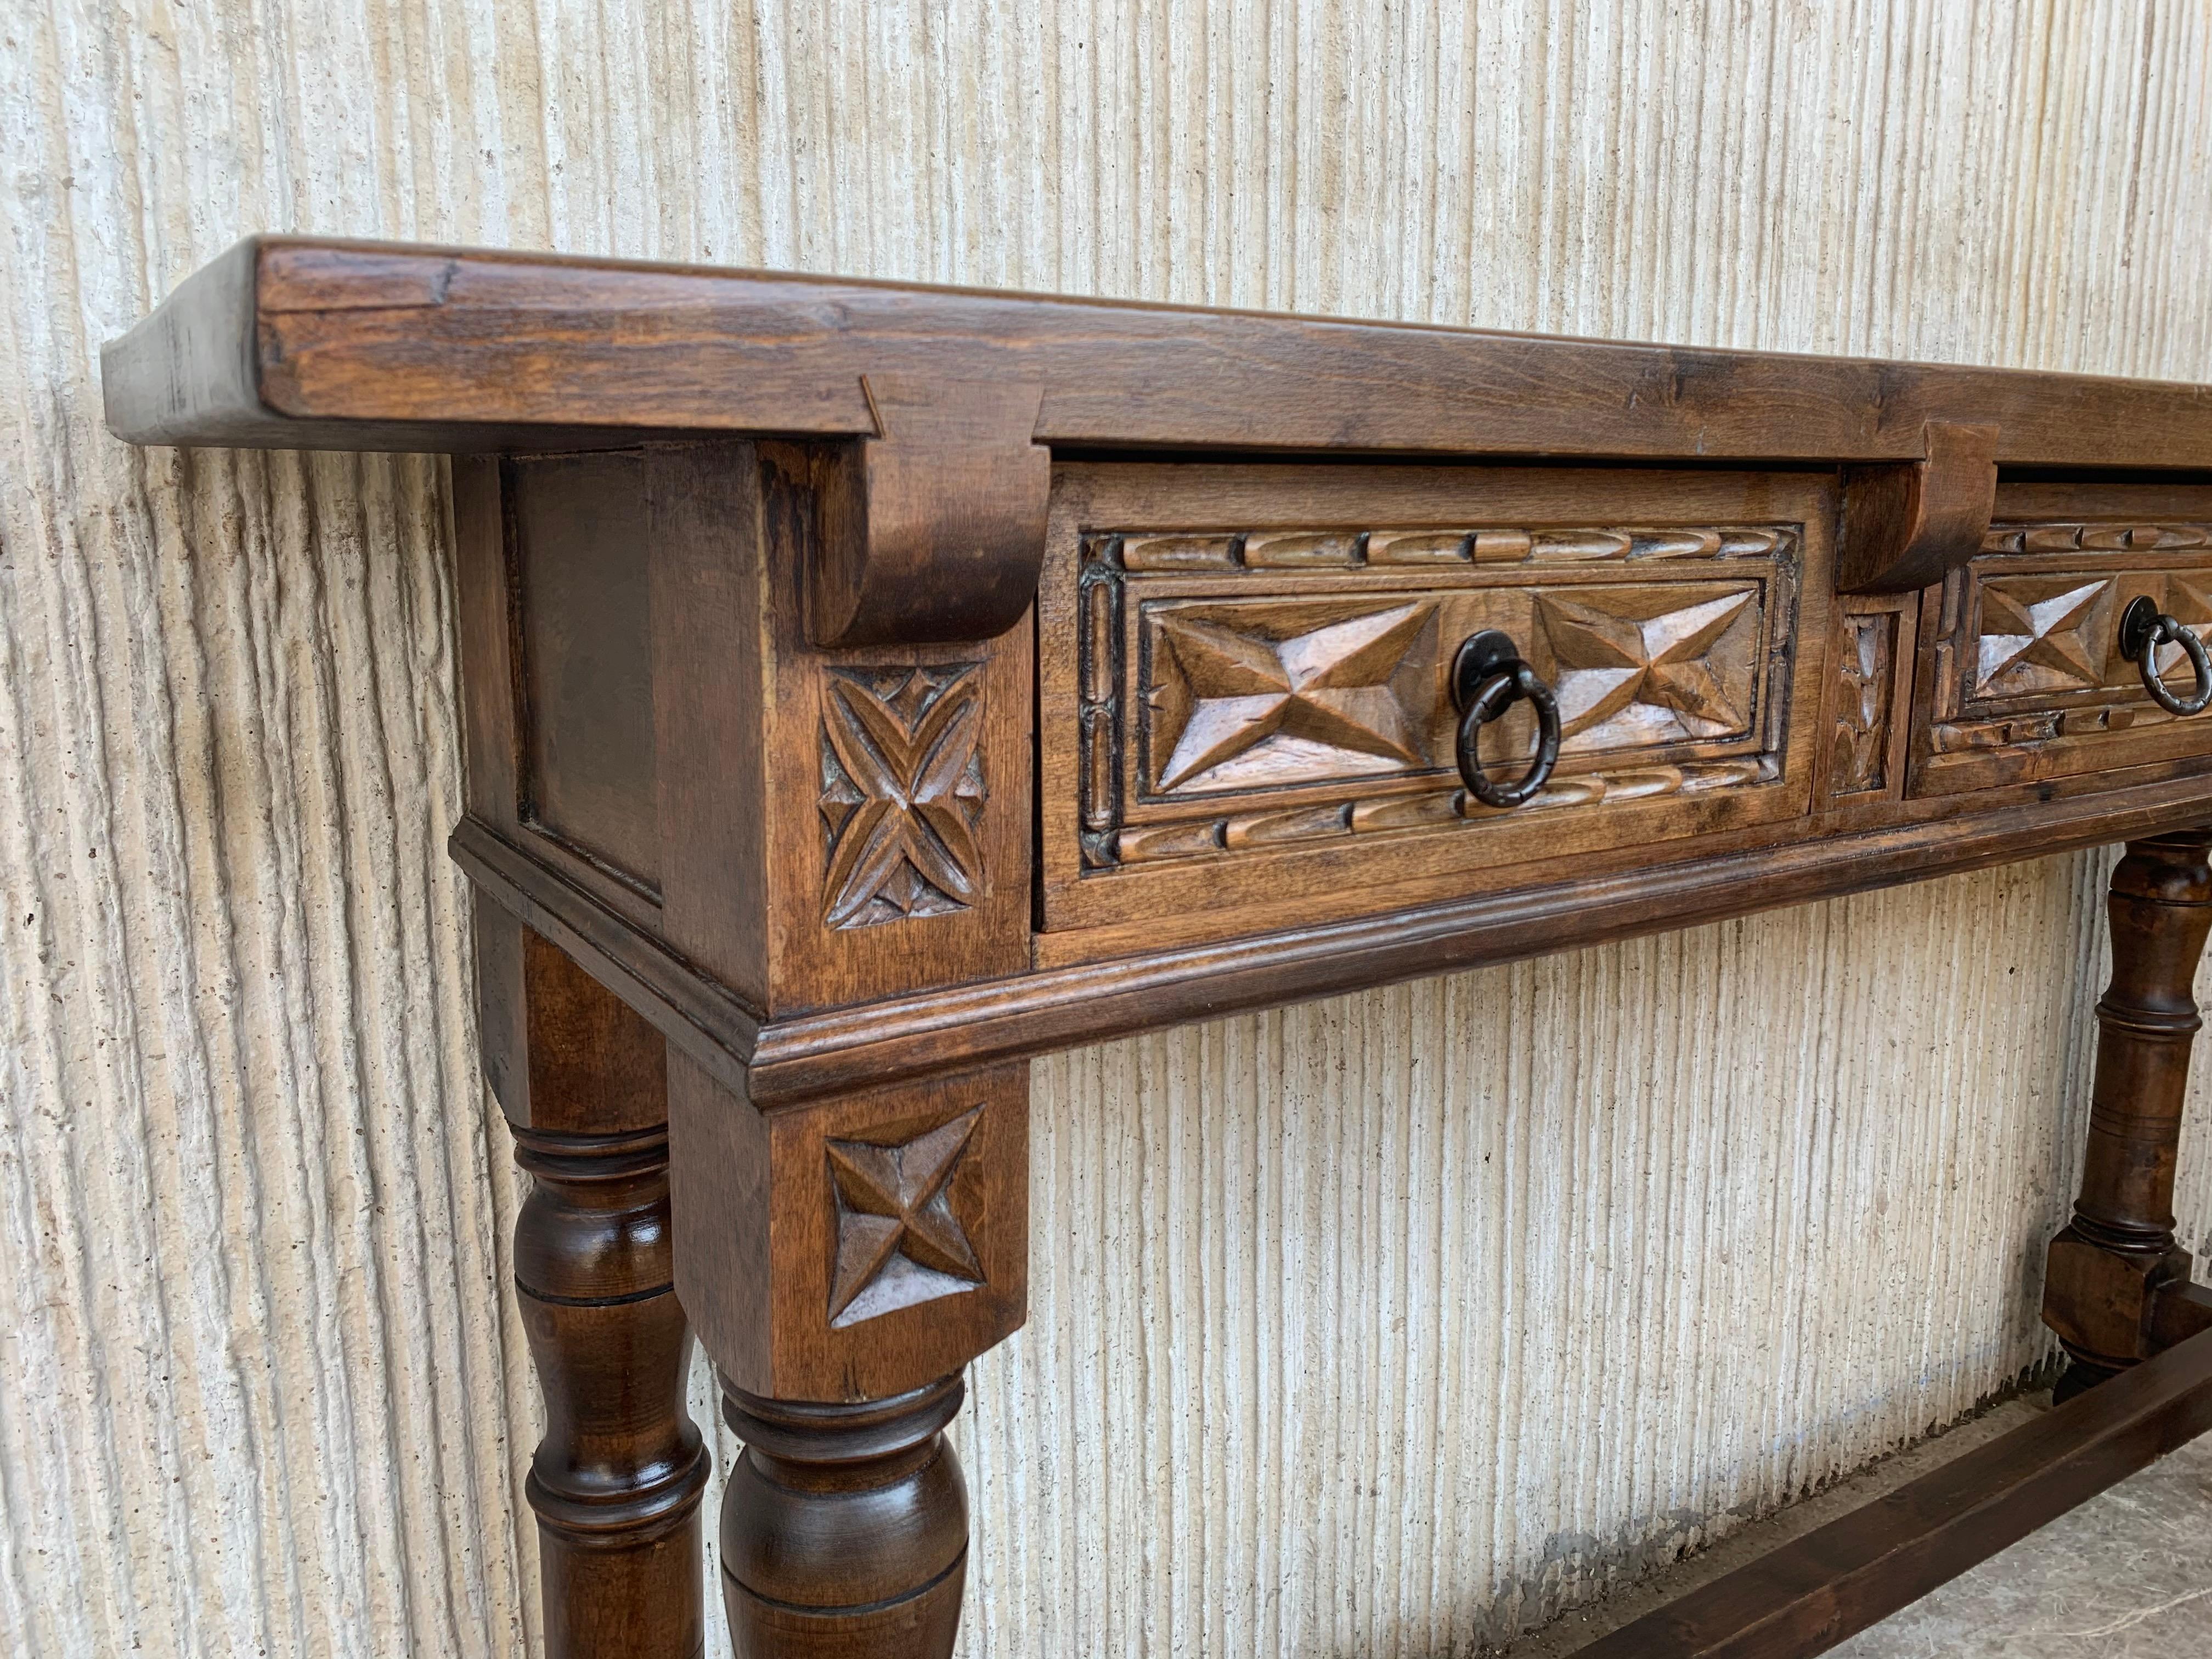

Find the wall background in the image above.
[{"left": 7, "top": 3, "right": 2212, "bottom": 1656}]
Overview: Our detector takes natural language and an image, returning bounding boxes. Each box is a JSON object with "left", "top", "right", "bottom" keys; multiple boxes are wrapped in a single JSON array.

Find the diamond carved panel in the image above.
[
  {"left": 1970, "top": 571, "right": 2212, "bottom": 701},
  {"left": 1533, "top": 586, "right": 1761, "bottom": 752},
  {"left": 1144, "top": 601, "right": 1435, "bottom": 795},
  {"left": 1071, "top": 517, "right": 1796, "bottom": 879},
  {"left": 1972, "top": 575, "right": 2117, "bottom": 697}
]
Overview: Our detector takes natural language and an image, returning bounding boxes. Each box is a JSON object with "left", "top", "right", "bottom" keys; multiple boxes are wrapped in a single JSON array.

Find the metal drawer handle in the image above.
[
  {"left": 2120, "top": 595, "right": 2212, "bottom": 717},
  {"left": 1451, "top": 630, "right": 1562, "bottom": 809}
]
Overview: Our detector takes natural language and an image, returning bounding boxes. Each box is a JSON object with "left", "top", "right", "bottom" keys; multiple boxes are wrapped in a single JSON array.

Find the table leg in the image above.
[
  {"left": 2045, "top": 827, "right": 2212, "bottom": 1401},
  {"left": 667, "top": 1055, "right": 1029, "bottom": 1659},
  {"left": 719, "top": 1377, "right": 970, "bottom": 1656},
  {"left": 487, "top": 919, "right": 710, "bottom": 1657}
]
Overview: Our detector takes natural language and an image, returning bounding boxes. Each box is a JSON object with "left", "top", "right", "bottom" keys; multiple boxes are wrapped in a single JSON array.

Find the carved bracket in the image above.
[
  {"left": 1836, "top": 420, "right": 1999, "bottom": 592},
  {"left": 810, "top": 375, "right": 1052, "bottom": 647}
]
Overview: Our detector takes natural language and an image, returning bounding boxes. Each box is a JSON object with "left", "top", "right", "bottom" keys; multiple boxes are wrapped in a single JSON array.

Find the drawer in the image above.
[
  {"left": 1910, "top": 484, "right": 2212, "bottom": 797},
  {"left": 1037, "top": 463, "right": 1835, "bottom": 936}
]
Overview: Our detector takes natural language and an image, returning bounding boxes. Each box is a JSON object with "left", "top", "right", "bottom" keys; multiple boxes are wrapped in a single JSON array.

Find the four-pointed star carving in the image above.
[
  {"left": 826, "top": 1108, "right": 986, "bottom": 1328},
  {"left": 1533, "top": 588, "right": 1757, "bottom": 744},
  {"left": 1974, "top": 578, "right": 2115, "bottom": 695},
  {"left": 1150, "top": 603, "right": 1431, "bottom": 792}
]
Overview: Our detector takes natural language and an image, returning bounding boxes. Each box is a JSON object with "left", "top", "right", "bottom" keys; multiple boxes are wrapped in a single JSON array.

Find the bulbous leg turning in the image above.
[{"left": 719, "top": 1376, "right": 969, "bottom": 1658}]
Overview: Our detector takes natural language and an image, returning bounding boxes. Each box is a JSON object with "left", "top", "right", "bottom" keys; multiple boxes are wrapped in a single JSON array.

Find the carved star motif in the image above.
[
  {"left": 1150, "top": 603, "right": 1431, "bottom": 792},
  {"left": 1533, "top": 588, "right": 1757, "bottom": 744},
  {"left": 825, "top": 1109, "right": 985, "bottom": 1328},
  {"left": 819, "top": 667, "right": 986, "bottom": 928},
  {"left": 1974, "top": 578, "right": 2114, "bottom": 694}
]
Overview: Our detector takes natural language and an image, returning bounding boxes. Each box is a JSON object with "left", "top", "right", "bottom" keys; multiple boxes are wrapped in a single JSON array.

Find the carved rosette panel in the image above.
[
  {"left": 1077, "top": 522, "right": 1796, "bottom": 870},
  {"left": 819, "top": 665, "right": 986, "bottom": 928},
  {"left": 1830, "top": 611, "right": 1895, "bottom": 795},
  {"left": 1928, "top": 523, "right": 2212, "bottom": 756},
  {"left": 824, "top": 1108, "right": 986, "bottom": 1327}
]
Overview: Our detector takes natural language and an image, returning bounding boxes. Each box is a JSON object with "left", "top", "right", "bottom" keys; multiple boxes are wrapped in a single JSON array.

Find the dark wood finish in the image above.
[
  {"left": 1037, "top": 461, "right": 1827, "bottom": 935},
  {"left": 811, "top": 377, "right": 1051, "bottom": 646},
  {"left": 509, "top": 452, "right": 661, "bottom": 889},
  {"left": 102, "top": 237, "right": 2212, "bottom": 467},
  {"left": 490, "top": 918, "right": 708, "bottom": 1659},
  {"left": 454, "top": 767, "right": 2212, "bottom": 1109},
  {"left": 719, "top": 1378, "right": 969, "bottom": 1658},
  {"left": 109, "top": 239, "right": 2212, "bottom": 1659},
  {"left": 1909, "top": 486, "right": 2212, "bottom": 798},
  {"left": 2044, "top": 828, "right": 2212, "bottom": 1398},
  {"left": 1571, "top": 1325, "right": 2212, "bottom": 1659},
  {"left": 1816, "top": 594, "right": 1917, "bottom": 806},
  {"left": 1836, "top": 421, "right": 1998, "bottom": 592},
  {"left": 665, "top": 1053, "right": 1029, "bottom": 1403}
]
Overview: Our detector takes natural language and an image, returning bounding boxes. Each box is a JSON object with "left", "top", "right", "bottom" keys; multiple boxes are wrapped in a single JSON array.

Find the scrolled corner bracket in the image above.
[
  {"left": 1836, "top": 420, "right": 2000, "bottom": 594},
  {"left": 809, "top": 374, "right": 1052, "bottom": 648}
]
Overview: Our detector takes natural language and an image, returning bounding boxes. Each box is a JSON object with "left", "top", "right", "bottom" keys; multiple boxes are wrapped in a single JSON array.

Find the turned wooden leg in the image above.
[
  {"left": 719, "top": 1377, "right": 969, "bottom": 1657},
  {"left": 482, "top": 917, "right": 709, "bottom": 1658},
  {"left": 515, "top": 1125, "right": 708, "bottom": 1656},
  {"left": 2045, "top": 828, "right": 2212, "bottom": 1402}
]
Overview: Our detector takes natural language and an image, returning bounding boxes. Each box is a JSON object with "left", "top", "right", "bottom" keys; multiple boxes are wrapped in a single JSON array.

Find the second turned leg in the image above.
[
  {"left": 2045, "top": 827, "right": 2212, "bottom": 1400},
  {"left": 481, "top": 917, "right": 709, "bottom": 1658},
  {"left": 515, "top": 1124, "right": 708, "bottom": 1657}
]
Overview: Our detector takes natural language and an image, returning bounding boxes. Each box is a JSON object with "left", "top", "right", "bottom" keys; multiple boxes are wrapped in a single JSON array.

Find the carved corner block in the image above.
[
  {"left": 1837, "top": 421, "right": 1998, "bottom": 593},
  {"left": 810, "top": 375, "right": 1051, "bottom": 647},
  {"left": 753, "top": 443, "right": 1036, "bottom": 1008},
  {"left": 669, "top": 1055, "right": 1030, "bottom": 1402}
]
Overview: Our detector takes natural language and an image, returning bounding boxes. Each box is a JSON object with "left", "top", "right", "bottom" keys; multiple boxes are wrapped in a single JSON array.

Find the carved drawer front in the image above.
[
  {"left": 1911, "top": 486, "right": 2212, "bottom": 798},
  {"left": 1038, "top": 464, "right": 1833, "bottom": 940}
]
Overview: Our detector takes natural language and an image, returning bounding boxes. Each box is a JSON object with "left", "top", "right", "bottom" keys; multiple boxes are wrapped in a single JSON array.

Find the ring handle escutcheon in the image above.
[
  {"left": 1451, "top": 629, "right": 1563, "bottom": 810},
  {"left": 2120, "top": 595, "right": 2212, "bottom": 718}
]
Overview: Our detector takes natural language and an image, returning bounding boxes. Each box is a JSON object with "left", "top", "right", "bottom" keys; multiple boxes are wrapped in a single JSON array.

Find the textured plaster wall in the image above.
[{"left": 5, "top": 3, "right": 2212, "bottom": 1656}]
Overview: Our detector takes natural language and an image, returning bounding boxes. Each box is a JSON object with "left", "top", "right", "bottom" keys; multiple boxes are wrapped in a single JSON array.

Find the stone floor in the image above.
[{"left": 1506, "top": 1393, "right": 2212, "bottom": 1657}]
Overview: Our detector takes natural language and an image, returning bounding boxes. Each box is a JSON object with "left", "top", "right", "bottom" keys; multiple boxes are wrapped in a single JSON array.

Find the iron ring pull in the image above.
[
  {"left": 1451, "top": 629, "right": 1564, "bottom": 809},
  {"left": 2120, "top": 595, "right": 2212, "bottom": 718}
]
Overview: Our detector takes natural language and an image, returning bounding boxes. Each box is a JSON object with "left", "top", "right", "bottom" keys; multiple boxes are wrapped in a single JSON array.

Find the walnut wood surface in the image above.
[
  {"left": 1835, "top": 421, "right": 1998, "bottom": 592},
  {"left": 719, "top": 1379, "right": 969, "bottom": 1658},
  {"left": 810, "top": 376, "right": 1051, "bottom": 646},
  {"left": 1037, "top": 461, "right": 1827, "bottom": 935},
  {"left": 102, "top": 236, "right": 2212, "bottom": 469},
  {"left": 1571, "top": 1325, "right": 2212, "bottom": 1659},
  {"left": 454, "top": 768, "right": 2212, "bottom": 1110},
  {"left": 106, "top": 239, "right": 2212, "bottom": 1659}
]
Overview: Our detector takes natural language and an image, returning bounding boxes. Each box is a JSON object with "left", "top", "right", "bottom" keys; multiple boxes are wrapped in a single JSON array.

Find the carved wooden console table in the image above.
[{"left": 106, "top": 239, "right": 2212, "bottom": 1658}]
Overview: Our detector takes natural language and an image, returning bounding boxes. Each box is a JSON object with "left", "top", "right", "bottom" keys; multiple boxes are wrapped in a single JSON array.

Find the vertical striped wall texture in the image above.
[{"left": 7, "top": 4, "right": 2212, "bottom": 1656}]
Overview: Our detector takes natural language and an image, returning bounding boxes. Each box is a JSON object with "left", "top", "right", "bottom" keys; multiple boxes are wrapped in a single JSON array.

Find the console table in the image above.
[{"left": 105, "top": 238, "right": 2212, "bottom": 1659}]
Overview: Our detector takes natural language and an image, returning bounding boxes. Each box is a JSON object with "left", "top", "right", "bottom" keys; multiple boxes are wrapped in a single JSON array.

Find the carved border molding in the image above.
[
  {"left": 1979, "top": 522, "right": 2212, "bottom": 555},
  {"left": 1830, "top": 611, "right": 1897, "bottom": 797},
  {"left": 1929, "top": 523, "right": 2212, "bottom": 758},
  {"left": 1077, "top": 523, "right": 1796, "bottom": 871}
]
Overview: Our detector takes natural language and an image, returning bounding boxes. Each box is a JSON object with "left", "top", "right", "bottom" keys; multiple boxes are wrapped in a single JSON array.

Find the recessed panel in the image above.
[{"left": 510, "top": 453, "right": 660, "bottom": 891}]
